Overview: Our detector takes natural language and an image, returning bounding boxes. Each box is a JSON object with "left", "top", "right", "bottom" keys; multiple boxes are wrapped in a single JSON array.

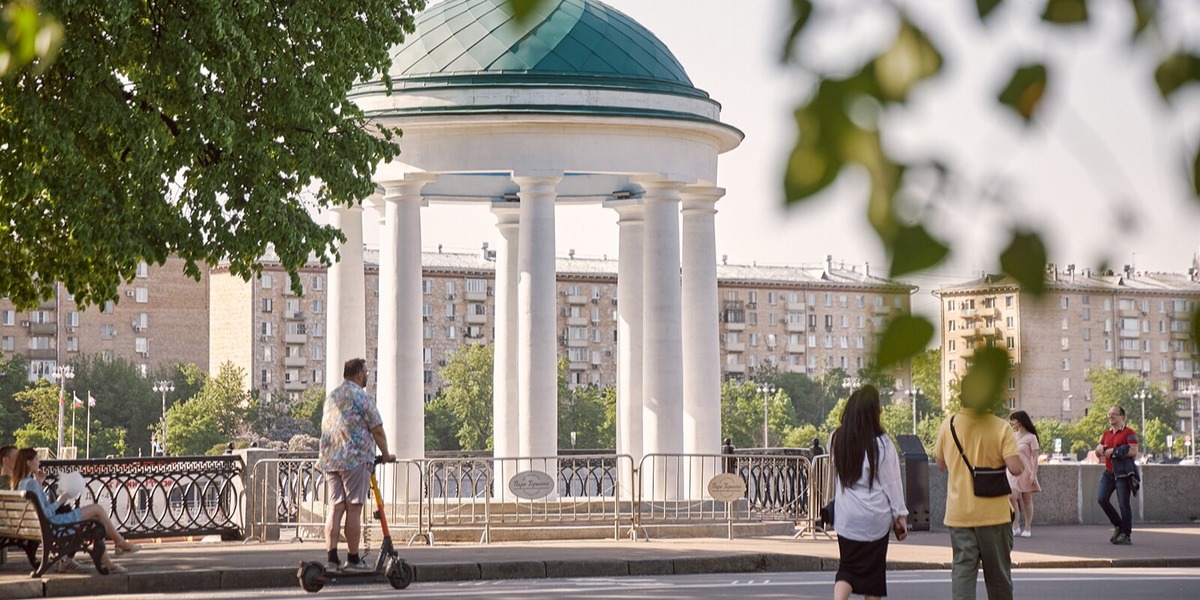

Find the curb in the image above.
[{"left": 1, "top": 554, "right": 1196, "bottom": 598}]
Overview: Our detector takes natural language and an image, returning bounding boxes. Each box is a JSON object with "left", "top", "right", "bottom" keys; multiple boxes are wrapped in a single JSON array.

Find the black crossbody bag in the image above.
[{"left": 950, "top": 415, "right": 1011, "bottom": 498}]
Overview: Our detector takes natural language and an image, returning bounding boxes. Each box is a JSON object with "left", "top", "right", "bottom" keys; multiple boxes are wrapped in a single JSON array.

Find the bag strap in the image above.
[{"left": 949, "top": 415, "right": 976, "bottom": 472}]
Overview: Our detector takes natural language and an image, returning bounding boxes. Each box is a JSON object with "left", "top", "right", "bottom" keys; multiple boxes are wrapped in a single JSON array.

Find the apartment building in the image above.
[
  {"left": 210, "top": 249, "right": 918, "bottom": 402},
  {"left": 933, "top": 264, "right": 1200, "bottom": 429},
  {"left": 0, "top": 256, "right": 210, "bottom": 380}
]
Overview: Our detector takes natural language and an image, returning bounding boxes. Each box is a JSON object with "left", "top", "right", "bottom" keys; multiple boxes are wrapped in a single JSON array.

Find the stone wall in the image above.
[{"left": 918, "top": 462, "right": 1200, "bottom": 528}]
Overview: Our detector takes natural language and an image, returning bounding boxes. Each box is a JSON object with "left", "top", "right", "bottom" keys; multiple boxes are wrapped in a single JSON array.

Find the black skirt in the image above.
[{"left": 835, "top": 533, "right": 890, "bottom": 597}]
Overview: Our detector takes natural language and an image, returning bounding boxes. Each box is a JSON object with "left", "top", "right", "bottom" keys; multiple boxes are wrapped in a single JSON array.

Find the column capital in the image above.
[
  {"left": 378, "top": 174, "right": 437, "bottom": 202},
  {"left": 607, "top": 200, "right": 645, "bottom": 224},
  {"left": 681, "top": 186, "right": 725, "bottom": 214},
  {"left": 511, "top": 173, "right": 563, "bottom": 196}
]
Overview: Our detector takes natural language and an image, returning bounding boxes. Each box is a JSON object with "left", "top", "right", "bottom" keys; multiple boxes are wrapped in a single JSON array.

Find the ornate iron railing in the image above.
[{"left": 42, "top": 456, "right": 245, "bottom": 540}]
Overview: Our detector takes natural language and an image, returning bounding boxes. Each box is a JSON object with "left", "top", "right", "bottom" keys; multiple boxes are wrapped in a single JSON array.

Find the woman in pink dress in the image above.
[{"left": 1007, "top": 411, "right": 1041, "bottom": 537}]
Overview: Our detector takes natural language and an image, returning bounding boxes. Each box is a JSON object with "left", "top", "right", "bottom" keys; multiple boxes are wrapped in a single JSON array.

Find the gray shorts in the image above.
[{"left": 326, "top": 463, "right": 372, "bottom": 505}]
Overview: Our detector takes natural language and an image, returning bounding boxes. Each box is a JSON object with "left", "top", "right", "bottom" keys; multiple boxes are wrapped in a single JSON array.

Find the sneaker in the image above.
[
  {"left": 1110, "top": 527, "right": 1120, "bottom": 543},
  {"left": 341, "top": 558, "right": 373, "bottom": 573},
  {"left": 324, "top": 561, "right": 341, "bottom": 573},
  {"left": 55, "top": 556, "right": 81, "bottom": 573},
  {"left": 1020, "top": 530, "right": 1032, "bottom": 538},
  {"left": 1113, "top": 533, "right": 1132, "bottom": 545},
  {"left": 1012, "top": 524, "right": 1022, "bottom": 536}
]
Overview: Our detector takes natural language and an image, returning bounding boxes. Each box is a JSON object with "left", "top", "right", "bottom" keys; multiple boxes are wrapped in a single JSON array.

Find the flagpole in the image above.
[
  {"left": 71, "top": 396, "right": 77, "bottom": 449},
  {"left": 86, "top": 390, "right": 92, "bottom": 459}
]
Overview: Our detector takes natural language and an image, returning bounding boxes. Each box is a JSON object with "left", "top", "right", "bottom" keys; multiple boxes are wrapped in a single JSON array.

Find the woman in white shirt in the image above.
[{"left": 831, "top": 385, "right": 909, "bottom": 600}]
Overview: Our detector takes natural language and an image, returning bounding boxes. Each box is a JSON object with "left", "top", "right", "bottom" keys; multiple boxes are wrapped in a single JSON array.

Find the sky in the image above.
[{"left": 344, "top": 0, "right": 1200, "bottom": 319}]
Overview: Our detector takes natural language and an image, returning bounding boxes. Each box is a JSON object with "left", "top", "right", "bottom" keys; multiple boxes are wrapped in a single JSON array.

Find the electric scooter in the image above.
[{"left": 297, "top": 456, "right": 415, "bottom": 592}]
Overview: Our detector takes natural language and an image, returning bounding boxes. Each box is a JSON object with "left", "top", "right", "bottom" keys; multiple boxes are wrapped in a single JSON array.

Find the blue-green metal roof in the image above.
[{"left": 381, "top": 0, "right": 704, "bottom": 98}]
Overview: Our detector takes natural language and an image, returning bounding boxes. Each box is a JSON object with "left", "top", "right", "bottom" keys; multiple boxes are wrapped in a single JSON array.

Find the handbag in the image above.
[
  {"left": 819, "top": 499, "right": 835, "bottom": 529},
  {"left": 950, "top": 415, "right": 1012, "bottom": 498}
]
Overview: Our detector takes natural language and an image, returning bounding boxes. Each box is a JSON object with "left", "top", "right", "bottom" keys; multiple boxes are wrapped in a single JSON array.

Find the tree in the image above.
[
  {"left": 0, "top": 0, "right": 425, "bottom": 309},
  {"left": 70, "top": 354, "right": 158, "bottom": 454},
  {"left": 164, "top": 361, "right": 252, "bottom": 454},
  {"left": 12, "top": 381, "right": 57, "bottom": 448},
  {"left": 437, "top": 343, "right": 495, "bottom": 451},
  {"left": 721, "top": 379, "right": 798, "bottom": 449},
  {"left": 776, "top": 0, "right": 1200, "bottom": 406},
  {"left": 559, "top": 385, "right": 615, "bottom": 450},
  {"left": 0, "top": 354, "right": 30, "bottom": 444},
  {"left": 910, "top": 348, "right": 943, "bottom": 410},
  {"left": 291, "top": 388, "right": 325, "bottom": 438},
  {"left": 774, "top": 372, "right": 835, "bottom": 427},
  {"left": 164, "top": 396, "right": 224, "bottom": 456},
  {"left": 423, "top": 397, "right": 460, "bottom": 452}
]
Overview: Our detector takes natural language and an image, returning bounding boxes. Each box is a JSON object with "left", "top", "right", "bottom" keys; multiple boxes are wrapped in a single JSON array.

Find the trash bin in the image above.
[{"left": 895, "top": 434, "right": 930, "bottom": 531}]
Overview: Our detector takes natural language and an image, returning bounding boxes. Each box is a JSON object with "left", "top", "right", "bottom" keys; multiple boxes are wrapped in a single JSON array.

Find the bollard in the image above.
[
  {"left": 722, "top": 438, "right": 736, "bottom": 474},
  {"left": 895, "top": 435, "right": 930, "bottom": 531}
]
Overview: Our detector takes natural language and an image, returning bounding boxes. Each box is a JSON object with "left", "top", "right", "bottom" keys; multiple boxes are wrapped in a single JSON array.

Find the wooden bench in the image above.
[{"left": 0, "top": 489, "right": 110, "bottom": 577}]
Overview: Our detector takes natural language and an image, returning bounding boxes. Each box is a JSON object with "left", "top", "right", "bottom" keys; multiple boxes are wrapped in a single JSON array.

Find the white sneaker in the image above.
[
  {"left": 1020, "top": 530, "right": 1032, "bottom": 538},
  {"left": 1012, "top": 524, "right": 1022, "bottom": 535}
]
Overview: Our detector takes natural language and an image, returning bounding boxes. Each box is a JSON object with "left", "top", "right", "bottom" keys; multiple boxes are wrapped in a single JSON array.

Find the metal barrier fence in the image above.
[
  {"left": 241, "top": 451, "right": 832, "bottom": 546},
  {"left": 42, "top": 456, "right": 245, "bottom": 540},
  {"left": 794, "top": 454, "right": 833, "bottom": 539},
  {"left": 634, "top": 453, "right": 815, "bottom": 540}
]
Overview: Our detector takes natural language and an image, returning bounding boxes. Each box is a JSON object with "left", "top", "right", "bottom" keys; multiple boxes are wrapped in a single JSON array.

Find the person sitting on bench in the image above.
[{"left": 10, "top": 448, "right": 141, "bottom": 572}]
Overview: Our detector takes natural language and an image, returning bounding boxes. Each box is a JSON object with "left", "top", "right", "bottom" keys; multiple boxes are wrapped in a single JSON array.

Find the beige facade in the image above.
[
  {"left": 209, "top": 250, "right": 917, "bottom": 402},
  {"left": 0, "top": 257, "right": 209, "bottom": 380},
  {"left": 934, "top": 265, "right": 1200, "bottom": 429}
]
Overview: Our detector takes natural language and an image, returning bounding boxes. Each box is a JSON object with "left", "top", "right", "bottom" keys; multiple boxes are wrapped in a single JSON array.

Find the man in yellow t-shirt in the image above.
[{"left": 935, "top": 409, "right": 1023, "bottom": 600}]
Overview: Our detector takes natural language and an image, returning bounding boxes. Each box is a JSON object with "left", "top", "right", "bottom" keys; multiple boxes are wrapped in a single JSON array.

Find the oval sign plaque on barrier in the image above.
[
  {"left": 508, "top": 470, "right": 556, "bottom": 500},
  {"left": 707, "top": 473, "right": 746, "bottom": 503}
]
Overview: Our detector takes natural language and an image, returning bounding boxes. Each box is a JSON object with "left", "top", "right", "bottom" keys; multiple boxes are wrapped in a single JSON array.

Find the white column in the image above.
[
  {"left": 376, "top": 177, "right": 433, "bottom": 471},
  {"left": 640, "top": 179, "right": 685, "bottom": 499},
  {"left": 515, "top": 174, "right": 562, "bottom": 465},
  {"left": 611, "top": 201, "right": 644, "bottom": 501},
  {"left": 681, "top": 186, "right": 724, "bottom": 457},
  {"left": 681, "top": 186, "right": 723, "bottom": 499},
  {"left": 326, "top": 204, "right": 367, "bottom": 394},
  {"left": 491, "top": 202, "right": 521, "bottom": 497}
]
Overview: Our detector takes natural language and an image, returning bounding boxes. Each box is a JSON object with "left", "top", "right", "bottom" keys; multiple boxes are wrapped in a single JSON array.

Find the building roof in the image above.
[
  {"left": 379, "top": 0, "right": 702, "bottom": 99},
  {"left": 933, "top": 269, "right": 1200, "bottom": 296}
]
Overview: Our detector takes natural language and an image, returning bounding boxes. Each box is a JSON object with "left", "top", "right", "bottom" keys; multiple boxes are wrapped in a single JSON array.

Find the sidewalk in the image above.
[{"left": 3, "top": 524, "right": 1199, "bottom": 598}]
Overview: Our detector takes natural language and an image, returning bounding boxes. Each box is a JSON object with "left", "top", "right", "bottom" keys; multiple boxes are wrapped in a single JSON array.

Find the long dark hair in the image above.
[
  {"left": 11, "top": 448, "right": 38, "bottom": 489},
  {"left": 832, "top": 385, "right": 886, "bottom": 490},
  {"left": 1009, "top": 410, "right": 1039, "bottom": 440}
]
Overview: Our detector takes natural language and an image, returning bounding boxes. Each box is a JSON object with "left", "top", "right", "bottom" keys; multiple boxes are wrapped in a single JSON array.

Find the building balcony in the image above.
[
  {"left": 283, "top": 380, "right": 307, "bottom": 391},
  {"left": 28, "top": 348, "right": 56, "bottom": 359},
  {"left": 785, "top": 322, "right": 805, "bottom": 333},
  {"left": 465, "top": 290, "right": 487, "bottom": 302},
  {"left": 725, "top": 341, "right": 745, "bottom": 352},
  {"left": 961, "top": 308, "right": 977, "bottom": 319},
  {"left": 873, "top": 304, "right": 893, "bottom": 315},
  {"left": 787, "top": 301, "right": 806, "bottom": 312},
  {"left": 283, "top": 356, "right": 306, "bottom": 367},
  {"left": 1173, "top": 330, "right": 1192, "bottom": 340},
  {"left": 1174, "top": 369, "right": 1195, "bottom": 379},
  {"left": 725, "top": 363, "right": 746, "bottom": 374},
  {"left": 959, "top": 345, "right": 976, "bottom": 358},
  {"left": 786, "top": 343, "right": 806, "bottom": 354},
  {"left": 959, "top": 326, "right": 981, "bottom": 338},
  {"left": 567, "top": 317, "right": 588, "bottom": 326},
  {"left": 569, "top": 362, "right": 589, "bottom": 371},
  {"left": 724, "top": 321, "right": 745, "bottom": 331},
  {"left": 567, "top": 339, "right": 588, "bottom": 348},
  {"left": 1118, "top": 308, "right": 1140, "bottom": 318},
  {"left": 1118, "top": 329, "right": 1140, "bottom": 338},
  {"left": 567, "top": 295, "right": 587, "bottom": 305},
  {"left": 286, "top": 311, "right": 305, "bottom": 321},
  {"left": 29, "top": 322, "right": 57, "bottom": 335},
  {"left": 284, "top": 333, "right": 307, "bottom": 344},
  {"left": 1117, "top": 347, "right": 1141, "bottom": 358},
  {"left": 466, "top": 313, "right": 487, "bottom": 324}
]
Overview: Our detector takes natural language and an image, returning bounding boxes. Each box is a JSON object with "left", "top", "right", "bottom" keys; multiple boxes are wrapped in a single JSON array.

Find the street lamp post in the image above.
[
  {"left": 1134, "top": 388, "right": 1149, "bottom": 439},
  {"left": 908, "top": 387, "right": 921, "bottom": 435},
  {"left": 1186, "top": 384, "right": 1199, "bottom": 460},
  {"left": 53, "top": 365, "right": 74, "bottom": 457},
  {"left": 756, "top": 383, "right": 775, "bottom": 448},
  {"left": 153, "top": 380, "right": 174, "bottom": 455}
]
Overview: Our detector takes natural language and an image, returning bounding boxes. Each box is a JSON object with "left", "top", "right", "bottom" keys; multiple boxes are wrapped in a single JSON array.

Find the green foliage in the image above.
[
  {"left": 560, "top": 385, "right": 615, "bottom": 450},
  {"left": 911, "top": 348, "right": 943, "bottom": 409},
  {"left": 721, "top": 380, "right": 798, "bottom": 449},
  {"left": 0, "top": 0, "right": 425, "bottom": 309},
  {"left": 292, "top": 388, "right": 325, "bottom": 438},
  {"left": 780, "top": 0, "right": 1200, "bottom": 392},
  {"left": 437, "top": 343, "right": 495, "bottom": 451},
  {"left": 167, "top": 396, "right": 225, "bottom": 456},
  {"left": 773, "top": 372, "right": 833, "bottom": 427},
  {"left": 164, "top": 361, "right": 250, "bottom": 454},
  {"left": 70, "top": 355, "right": 158, "bottom": 454},
  {"left": 875, "top": 315, "right": 933, "bottom": 369},
  {"left": 881, "top": 395, "right": 918, "bottom": 437},
  {"left": 0, "top": 355, "right": 30, "bottom": 444},
  {"left": 0, "top": 0, "right": 62, "bottom": 77},
  {"left": 12, "top": 382, "right": 57, "bottom": 449},
  {"left": 958, "top": 347, "right": 1010, "bottom": 416},
  {"left": 423, "top": 397, "right": 460, "bottom": 452}
]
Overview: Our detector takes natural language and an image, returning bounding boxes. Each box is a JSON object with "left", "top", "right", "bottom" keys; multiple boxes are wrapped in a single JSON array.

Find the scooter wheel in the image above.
[
  {"left": 298, "top": 562, "right": 326, "bottom": 593},
  {"left": 386, "top": 558, "right": 414, "bottom": 590}
]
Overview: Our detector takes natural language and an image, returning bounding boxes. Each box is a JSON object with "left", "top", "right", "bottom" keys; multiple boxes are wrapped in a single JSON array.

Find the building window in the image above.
[
  {"left": 948, "top": 339, "right": 957, "bottom": 352},
  {"left": 0, "top": 336, "right": 14, "bottom": 351},
  {"left": 135, "top": 337, "right": 149, "bottom": 354},
  {"left": 466, "top": 278, "right": 486, "bottom": 294},
  {"left": 1061, "top": 317, "right": 1069, "bottom": 330},
  {"left": 261, "top": 298, "right": 273, "bottom": 312},
  {"left": 313, "top": 275, "right": 324, "bottom": 291},
  {"left": 135, "top": 287, "right": 148, "bottom": 303},
  {"left": 0, "top": 310, "right": 12, "bottom": 326},
  {"left": 261, "top": 322, "right": 273, "bottom": 337},
  {"left": 103, "top": 301, "right": 114, "bottom": 314},
  {"left": 312, "top": 300, "right": 323, "bottom": 314},
  {"left": 312, "top": 322, "right": 324, "bottom": 337},
  {"left": 1062, "top": 337, "right": 1069, "bottom": 351},
  {"left": 100, "top": 324, "right": 116, "bottom": 340},
  {"left": 446, "top": 325, "right": 456, "bottom": 339},
  {"left": 261, "top": 274, "right": 272, "bottom": 289},
  {"left": 423, "top": 348, "right": 432, "bottom": 364},
  {"left": 1006, "top": 336, "right": 1015, "bottom": 349},
  {"left": 263, "top": 346, "right": 273, "bottom": 361},
  {"left": 136, "top": 262, "right": 149, "bottom": 278}
]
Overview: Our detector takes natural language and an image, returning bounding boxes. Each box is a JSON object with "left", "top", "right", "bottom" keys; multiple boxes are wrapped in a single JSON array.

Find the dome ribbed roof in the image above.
[{"left": 385, "top": 0, "right": 702, "bottom": 97}]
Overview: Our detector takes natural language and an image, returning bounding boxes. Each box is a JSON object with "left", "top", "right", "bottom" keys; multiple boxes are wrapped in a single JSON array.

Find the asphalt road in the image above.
[{"left": 112, "top": 568, "right": 1200, "bottom": 599}]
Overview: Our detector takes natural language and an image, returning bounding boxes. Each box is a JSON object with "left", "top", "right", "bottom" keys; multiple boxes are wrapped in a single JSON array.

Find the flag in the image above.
[
  {"left": 73, "top": 393, "right": 83, "bottom": 408},
  {"left": 88, "top": 392, "right": 96, "bottom": 408}
]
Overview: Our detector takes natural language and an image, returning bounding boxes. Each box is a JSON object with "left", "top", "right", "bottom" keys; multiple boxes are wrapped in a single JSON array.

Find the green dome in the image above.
[{"left": 385, "top": 0, "right": 704, "bottom": 98}]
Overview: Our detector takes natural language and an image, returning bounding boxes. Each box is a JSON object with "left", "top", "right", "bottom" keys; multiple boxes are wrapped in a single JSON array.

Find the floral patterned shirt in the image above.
[{"left": 317, "top": 380, "right": 383, "bottom": 472}]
